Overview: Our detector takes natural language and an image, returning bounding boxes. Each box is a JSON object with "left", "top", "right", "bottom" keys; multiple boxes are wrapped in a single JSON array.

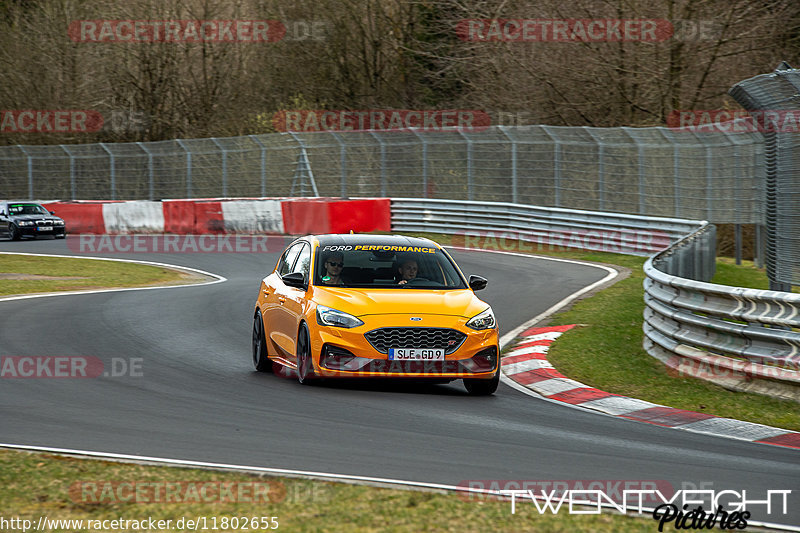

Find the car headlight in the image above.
[
  {"left": 55, "top": 220, "right": 65, "bottom": 225},
  {"left": 18, "top": 221, "right": 33, "bottom": 226},
  {"left": 466, "top": 307, "right": 496, "bottom": 330},
  {"left": 316, "top": 305, "right": 364, "bottom": 328}
]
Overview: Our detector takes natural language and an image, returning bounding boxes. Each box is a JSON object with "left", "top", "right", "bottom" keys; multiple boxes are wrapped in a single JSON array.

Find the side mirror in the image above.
[
  {"left": 50, "top": 211, "right": 55, "bottom": 215},
  {"left": 469, "top": 275, "right": 488, "bottom": 291},
  {"left": 281, "top": 271, "right": 307, "bottom": 289}
]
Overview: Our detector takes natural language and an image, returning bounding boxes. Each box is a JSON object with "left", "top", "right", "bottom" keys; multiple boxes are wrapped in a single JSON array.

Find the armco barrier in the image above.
[
  {"left": 391, "top": 198, "right": 695, "bottom": 256},
  {"left": 391, "top": 198, "right": 800, "bottom": 401},
  {"left": 644, "top": 223, "right": 800, "bottom": 401}
]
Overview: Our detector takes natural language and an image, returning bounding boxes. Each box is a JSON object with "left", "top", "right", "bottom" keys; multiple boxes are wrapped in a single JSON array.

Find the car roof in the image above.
[{"left": 311, "top": 234, "right": 439, "bottom": 249}]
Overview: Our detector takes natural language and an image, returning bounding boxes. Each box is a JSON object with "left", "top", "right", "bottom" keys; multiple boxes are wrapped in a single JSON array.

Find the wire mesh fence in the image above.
[
  {"left": 729, "top": 65, "right": 800, "bottom": 288},
  {"left": 0, "top": 125, "right": 764, "bottom": 225}
]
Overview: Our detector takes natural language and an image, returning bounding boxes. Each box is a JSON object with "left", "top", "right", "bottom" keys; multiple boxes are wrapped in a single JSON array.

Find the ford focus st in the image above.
[{"left": 252, "top": 234, "right": 500, "bottom": 395}]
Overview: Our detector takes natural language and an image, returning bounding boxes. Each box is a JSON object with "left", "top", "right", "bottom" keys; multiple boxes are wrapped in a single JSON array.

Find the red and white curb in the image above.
[{"left": 502, "top": 325, "right": 800, "bottom": 451}]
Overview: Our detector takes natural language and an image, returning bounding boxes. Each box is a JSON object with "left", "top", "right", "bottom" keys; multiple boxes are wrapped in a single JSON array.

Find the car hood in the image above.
[
  {"left": 10, "top": 214, "right": 61, "bottom": 221},
  {"left": 312, "top": 287, "right": 488, "bottom": 318}
]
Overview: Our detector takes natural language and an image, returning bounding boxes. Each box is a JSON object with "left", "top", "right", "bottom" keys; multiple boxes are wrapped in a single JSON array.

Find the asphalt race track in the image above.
[{"left": 1, "top": 237, "right": 799, "bottom": 528}]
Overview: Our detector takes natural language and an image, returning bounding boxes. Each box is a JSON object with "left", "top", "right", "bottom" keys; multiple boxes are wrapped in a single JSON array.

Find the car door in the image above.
[
  {"left": 262, "top": 242, "right": 304, "bottom": 358},
  {"left": 274, "top": 242, "right": 311, "bottom": 364}
]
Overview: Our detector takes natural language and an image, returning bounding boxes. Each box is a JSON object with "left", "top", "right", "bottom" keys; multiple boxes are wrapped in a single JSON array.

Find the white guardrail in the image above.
[{"left": 391, "top": 198, "right": 800, "bottom": 401}]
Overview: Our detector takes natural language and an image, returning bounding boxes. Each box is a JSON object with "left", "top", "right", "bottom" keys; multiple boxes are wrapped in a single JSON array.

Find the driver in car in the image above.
[
  {"left": 397, "top": 258, "right": 419, "bottom": 285},
  {"left": 320, "top": 252, "right": 345, "bottom": 285}
]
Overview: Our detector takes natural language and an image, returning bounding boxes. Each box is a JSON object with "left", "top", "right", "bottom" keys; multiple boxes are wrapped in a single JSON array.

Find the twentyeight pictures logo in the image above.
[
  {"left": 69, "top": 20, "right": 286, "bottom": 42},
  {"left": 272, "top": 110, "right": 491, "bottom": 132},
  {"left": 1, "top": 110, "right": 103, "bottom": 133}
]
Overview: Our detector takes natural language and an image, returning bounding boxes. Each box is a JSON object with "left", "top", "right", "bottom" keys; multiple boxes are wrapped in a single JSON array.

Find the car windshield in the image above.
[
  {"left": 314, "top": 243, "right": 466, "bottom": 289},
  {"left": 8, "top": 204, "right": 48, "bottom": 215}
]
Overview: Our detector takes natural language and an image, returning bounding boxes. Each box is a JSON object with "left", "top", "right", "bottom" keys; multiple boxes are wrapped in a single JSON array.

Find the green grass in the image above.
[
  {"left": 0, "top": 449, "right": 660, "bottom": 533},
  {"left": 0, "top": 254, "right": 197, "bottom": 296},
  {"left": 405, "top": 232, "right": 800, "bottom": 431}
]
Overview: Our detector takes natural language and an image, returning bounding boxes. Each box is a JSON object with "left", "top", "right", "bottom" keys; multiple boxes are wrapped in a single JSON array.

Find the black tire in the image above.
[
  {"left": 296, "top": 323, "right": 314, "bottom": 384},
  {"left": 8, "top": 224, "right": 20, "bottom": 241},
  {"left": 252, "top": 310, "right": 272, "bottom": 372},
  {"left": 464, "top": 369, "right": 500, "bottom": 396}
]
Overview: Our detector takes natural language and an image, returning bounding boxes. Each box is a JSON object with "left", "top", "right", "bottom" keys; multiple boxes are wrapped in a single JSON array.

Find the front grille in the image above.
[
  {"left": 364, "top": 327, "right": 466, "bottom": 355},
  {"left": 35, "top": 220, "right": 53, "bottom": 226}
]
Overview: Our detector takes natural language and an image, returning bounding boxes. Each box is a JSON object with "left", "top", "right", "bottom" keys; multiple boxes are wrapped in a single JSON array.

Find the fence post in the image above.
[
  {"left": 458, "top": 131, "right": 473, "bottom": 201},
  {"left": 17, "top": 146, "right": 34, "bottom": 199},
  {"left": 330, "top": 132, "right": 347, "bottom": 198},
  {"left": 60, "top": 145, "right": 76, "bottom": 200},
  {"left": 705, "top": 144, "right": 714, "bottom": 222},
  {"left": 410, "top": 129, "right": 428, "bottom": 198},
  {"left": 249, "top": 135, "right": 267, "bottom": 197},
  {"left": 498, "top": 126, "right": 518, "bottom": 204},
  {"left": 211, "top": 138, "right": 228, "bottom": 197},
  {"left": 176, "top": 139, "right": 192, "bottom": 199},
  {"left": 583, "top": 127, "right": 605, "bottom": 210},
  {"left": 99, "top": 143, "right": 116, "bottom": 200},
  {"left": 369, "top": 131, "right": 388, "bottom": 197},
  {"left": 540, "top": 126, "right": 561, "bottom": 207},
  {"left": 136, "top": 142, "right": 154, "bottom": 201},
  {"left": 621, "top": 128, "right": 647, "bottom": 214},
  {"left": 287, "top": 132, "right": 319, "bottom": 197}
]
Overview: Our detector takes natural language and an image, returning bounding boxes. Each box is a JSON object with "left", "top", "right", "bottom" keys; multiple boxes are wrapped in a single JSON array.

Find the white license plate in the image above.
[
  {"left": 37, "top": 227, "right": 52, "bottom": 231},
  {"left": 388, "top": 348, "right": 444, "bottom": 361}
]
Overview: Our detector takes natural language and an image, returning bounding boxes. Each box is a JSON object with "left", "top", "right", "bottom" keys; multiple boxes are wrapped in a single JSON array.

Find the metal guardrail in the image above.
[
  {"left": 391, "top": 198, "right": 702, "bottom": 256},
  {"left": 643, "top": 224, "right": 800, "bottom": 399},
  {"left": 391, "top": 198, "right": 800, "bottom": 400}
]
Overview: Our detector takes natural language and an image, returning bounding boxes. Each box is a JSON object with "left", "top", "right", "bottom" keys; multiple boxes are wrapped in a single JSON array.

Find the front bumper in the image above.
[
  {"left": 18, "top": 225, "right": 65, "bottom": 237},
  {"left": 309, "top": 313, "right": 499, "bottom": 379}
]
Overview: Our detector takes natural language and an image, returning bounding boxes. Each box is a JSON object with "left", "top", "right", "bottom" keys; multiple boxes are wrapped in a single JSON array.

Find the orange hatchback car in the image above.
[{"left": 252, "top": 234, "right": 500, "bottom": 395}]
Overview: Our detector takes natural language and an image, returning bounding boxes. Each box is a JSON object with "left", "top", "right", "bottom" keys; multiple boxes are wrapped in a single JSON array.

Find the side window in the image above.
[
  {"left": 277, "top": 243, "right": 304, "bottom": 276},
  {"left": 292, "top": 244, "right": 311, "bottom": 282}
]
